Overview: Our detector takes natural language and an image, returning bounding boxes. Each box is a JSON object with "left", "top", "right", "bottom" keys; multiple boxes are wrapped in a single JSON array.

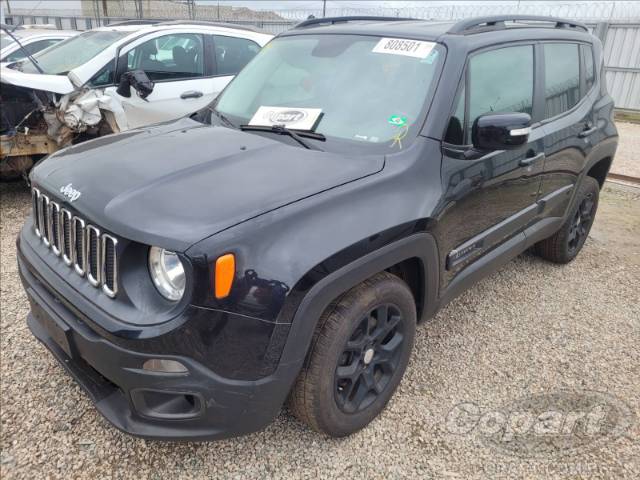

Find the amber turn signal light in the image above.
[{"left": 215, "top": 254, "right": 235, "bottom": 299}]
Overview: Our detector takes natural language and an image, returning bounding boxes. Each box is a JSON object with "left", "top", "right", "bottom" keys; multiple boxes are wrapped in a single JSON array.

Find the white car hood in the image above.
[{"left": 0, "top": 64, "right": 75, "bottom": 94}]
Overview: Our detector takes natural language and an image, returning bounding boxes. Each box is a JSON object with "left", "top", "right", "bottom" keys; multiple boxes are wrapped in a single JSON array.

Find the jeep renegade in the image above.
[{"left": 18, "top": 15, "right": 618, "bottom": 440}]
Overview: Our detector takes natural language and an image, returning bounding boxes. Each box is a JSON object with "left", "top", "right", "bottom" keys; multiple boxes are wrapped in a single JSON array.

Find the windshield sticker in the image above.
[
  {"left": 249, "top": 106, "right": 322, "bottom": 131},
  {"left": 388, "top": 115, "right": 407, "bottom": 127},
  {"left": 372, "top": 38, "right": 436, "bottom": 59},
  {"left": 391, "top": 126, "right": 409, "bottom": 149},
  {"left": 388, "top": 115, "right": 409, "bottom": 149}
]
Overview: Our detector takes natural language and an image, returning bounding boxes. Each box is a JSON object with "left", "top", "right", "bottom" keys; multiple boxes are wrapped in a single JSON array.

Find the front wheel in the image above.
[
  {"left": 289, "top": 272, "right": 416, "bottom": 437},
  {"left": 534, "top": 176, "right": 600, "bottom": 264}
]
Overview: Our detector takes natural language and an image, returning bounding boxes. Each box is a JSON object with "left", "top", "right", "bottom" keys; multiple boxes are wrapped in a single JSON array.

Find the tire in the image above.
[
  {"left": 534, "top": 176, "right": 600, "bottom": 264},
  {"left": 289, "top": 272, "right": 416, "bottom": 437}
]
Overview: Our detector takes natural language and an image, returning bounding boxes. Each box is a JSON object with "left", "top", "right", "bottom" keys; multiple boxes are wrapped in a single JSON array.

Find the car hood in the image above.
[
  {"left": 32, "top": 118, "right": 385, "bottom": 251},
  {"left": 0, "top": 63, "right": 75, "bottom": 94}
]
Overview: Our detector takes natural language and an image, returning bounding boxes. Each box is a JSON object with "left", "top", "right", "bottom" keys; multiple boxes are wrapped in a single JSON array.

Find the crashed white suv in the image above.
[{"left": 0, "top": 21, "right": 272, "bottom": 178}]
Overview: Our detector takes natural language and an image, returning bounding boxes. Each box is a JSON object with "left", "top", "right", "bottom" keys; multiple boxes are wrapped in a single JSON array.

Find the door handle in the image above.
[
  {"left": 180, "top": 90, "right": 203, "bottom": 99},
  {"left": 578, "top": 125, "right": 598, "bottom": 138},
  {"left": 519, "top": 152, "right": 545, "bottom": 167}
]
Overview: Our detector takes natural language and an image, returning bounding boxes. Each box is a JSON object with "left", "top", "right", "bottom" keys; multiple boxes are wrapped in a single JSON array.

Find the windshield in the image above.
[
  {"left": 19, "top": 30, "right": 129, "bottom": 74},
  {"left": 1, "top": 35, "right": 15, "bottom": 49},
  {"left": 215, "top": 34, "right": 444, "bottom": 150}
]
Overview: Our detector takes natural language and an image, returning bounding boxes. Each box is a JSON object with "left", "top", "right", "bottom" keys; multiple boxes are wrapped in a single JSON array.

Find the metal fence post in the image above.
[{"left": 593, "top": 22, "right": 609, "bottom": 43}]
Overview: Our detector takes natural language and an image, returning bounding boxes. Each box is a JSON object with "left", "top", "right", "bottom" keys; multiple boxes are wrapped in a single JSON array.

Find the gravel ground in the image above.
[
  {"left": 1, "top": 176, "right": 639, "bottom": 476},
  {"left": 611, "top": 122, "right": 640, "bottom": 178}
]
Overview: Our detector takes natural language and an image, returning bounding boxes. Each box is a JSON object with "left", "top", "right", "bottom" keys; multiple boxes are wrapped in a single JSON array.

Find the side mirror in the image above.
[
  {"left": 116, "top": 70, "right": 154, "bottom": 99},
  {"left": 116, "top": 74, "right": 132, "bottom": 97},
  {"left": 472, "top": 112, "right": 531, "bottom": 151}
]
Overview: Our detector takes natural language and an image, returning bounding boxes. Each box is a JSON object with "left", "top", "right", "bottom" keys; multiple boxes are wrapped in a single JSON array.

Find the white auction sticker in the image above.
[
  {"left": 372, "top": 37, "right": 436, "bottom": 59},
  {"left": 249, "top": 106, "right": 322, "bottom": 131}
]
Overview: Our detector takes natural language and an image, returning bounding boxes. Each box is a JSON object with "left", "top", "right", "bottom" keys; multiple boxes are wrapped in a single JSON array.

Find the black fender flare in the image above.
[{"left": 276, "top": 232, "right": 439, "bottom": 375}]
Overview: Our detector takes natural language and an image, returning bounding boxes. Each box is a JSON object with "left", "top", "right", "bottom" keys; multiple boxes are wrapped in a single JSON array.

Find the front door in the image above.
[
  {"left": 437, "top": 43, "right": 544, "bottom": 288},
  {"left": 108, "top": 32, "right": 221, "bottom": 129}
]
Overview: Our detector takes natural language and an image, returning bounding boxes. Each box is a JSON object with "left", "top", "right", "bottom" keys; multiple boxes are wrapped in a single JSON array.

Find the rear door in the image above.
[
  {"left": 438, "top": 43, "right": 545, "bottom": 286},
  {"left": 537, "top": 42, "right": 596, "bottom": 218},
  {"left": 208, "top": 33, "right": 262, "bottom": 91}
]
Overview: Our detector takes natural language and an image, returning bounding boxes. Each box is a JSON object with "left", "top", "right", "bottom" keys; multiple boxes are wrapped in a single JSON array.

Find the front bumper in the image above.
[{"left": 18, "top": 243, "right": 302, "bottom": 441}]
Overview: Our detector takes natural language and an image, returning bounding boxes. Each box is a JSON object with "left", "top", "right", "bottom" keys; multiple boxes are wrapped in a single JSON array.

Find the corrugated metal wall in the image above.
[{"left": 600, "top": 23, "right": 640, "bottom": 110}]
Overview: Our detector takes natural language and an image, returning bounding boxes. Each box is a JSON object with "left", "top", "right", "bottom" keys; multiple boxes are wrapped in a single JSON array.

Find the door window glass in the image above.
[
  {"left": 544, "top": 43, "right": 580, "bottom": 118},
  {"left": 125, "top": 33, "right": 204, "bottom": 81},
  {"left": 214, "top": 35, "right": 260, "bottom": 76},
  {"left": 465, "top": 45, "right": 534, "bottom": 143},
  {"left": 583, "top": 44, "right": 595, "bottom": 91}
]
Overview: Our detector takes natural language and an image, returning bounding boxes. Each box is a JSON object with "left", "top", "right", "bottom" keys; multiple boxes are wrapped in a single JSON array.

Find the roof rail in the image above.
[
  {"left": 158, "top": 20, "right": 259, "bottom": 32},
  {"left": 294, "top": 16, "right": 416, "bottom": 29},
  {"left": 106, "top": 20, "right": 161, "bottom": 26},
  {"left": 447, "top": 15, "right": 588, "bottom": 34}
]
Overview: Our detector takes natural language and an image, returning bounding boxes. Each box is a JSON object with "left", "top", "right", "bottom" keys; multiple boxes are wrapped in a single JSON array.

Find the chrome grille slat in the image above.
[
  {"left": 31, "top": 187, "right": 119, "bottom": 297},
  {"left": 86, "top": 225, "right": 101, "bottom": 287},
  {"left": 101, "top": 235, "right": 118, "bottom": 297},
  {"left": 32, "top": 188, "right": 41, "bottom": 238},
  {"left": 49, "top": 202, "right": 61, "bottom": 256},
  {"left": 61, "top": 209, "right": 73, "bottom": 265},
  {"left": 72, "top": 216, "right": 86, "bottom": 276},
  {"left": 40, "top": 194, "right": 50, "bottom": 247}
]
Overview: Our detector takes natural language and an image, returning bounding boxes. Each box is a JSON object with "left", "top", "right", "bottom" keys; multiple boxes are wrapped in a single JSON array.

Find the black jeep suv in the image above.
[{"left": 18, "top": 15, "right": 617, "bottom": 440}]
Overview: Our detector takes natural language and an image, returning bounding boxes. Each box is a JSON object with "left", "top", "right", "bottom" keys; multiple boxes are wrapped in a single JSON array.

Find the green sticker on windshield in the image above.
[{"left": 388, "top": 115, "right": 407, "bottom": 127}]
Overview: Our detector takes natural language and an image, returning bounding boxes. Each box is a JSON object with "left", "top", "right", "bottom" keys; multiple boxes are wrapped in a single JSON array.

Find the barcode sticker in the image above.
[{"left": 372, "top": 38, "right": 436, "bottom": 59}]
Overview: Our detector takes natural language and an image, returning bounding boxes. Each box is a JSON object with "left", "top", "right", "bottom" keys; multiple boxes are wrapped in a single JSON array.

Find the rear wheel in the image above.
[
  {"left": 289, "top": 272, "right": 416, "bottom": 437},
  {"left": 534, "top": 176, "right": 600, "bottom": 263}
]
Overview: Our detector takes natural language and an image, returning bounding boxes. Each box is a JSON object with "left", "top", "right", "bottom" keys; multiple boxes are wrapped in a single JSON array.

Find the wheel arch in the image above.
[
  {"left": 277, "top": 233, "right": 440, "bottom": 373},
  {"left": 586, "top": 156, "right": 613, "bottom": 189}
]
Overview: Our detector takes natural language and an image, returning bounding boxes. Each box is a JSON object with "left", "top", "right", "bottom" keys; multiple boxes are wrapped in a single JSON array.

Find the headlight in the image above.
[{"left": 148, "top": 247, "right": 185, "bottom": 301}]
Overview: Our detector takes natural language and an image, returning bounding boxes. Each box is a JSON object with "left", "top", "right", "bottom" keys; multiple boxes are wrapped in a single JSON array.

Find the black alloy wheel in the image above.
[{"left": 334, "top": 304, "right": 405, "bottom": 414}]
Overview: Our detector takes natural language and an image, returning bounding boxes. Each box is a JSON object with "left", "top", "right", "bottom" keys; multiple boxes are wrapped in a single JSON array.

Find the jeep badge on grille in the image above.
[{"left": 60, "top": 183, "right": 81, "bottom": 202}]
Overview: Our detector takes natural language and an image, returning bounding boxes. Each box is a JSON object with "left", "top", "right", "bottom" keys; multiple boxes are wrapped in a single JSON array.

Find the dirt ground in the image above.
[
  {"left": 610, "top": 122, "right": 640, "bottom": 178},
  {"left": 0, "top": 126, "right": 639, "bottom": 479}
]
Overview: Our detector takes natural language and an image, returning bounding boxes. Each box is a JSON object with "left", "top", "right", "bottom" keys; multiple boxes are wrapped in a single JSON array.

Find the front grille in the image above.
[{"left": 31, "top": 187, "right": 119, "bottom": 298}]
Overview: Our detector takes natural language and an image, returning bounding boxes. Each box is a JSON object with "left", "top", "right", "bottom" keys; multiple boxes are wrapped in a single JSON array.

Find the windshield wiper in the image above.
[
  {"left": 239, "top": 124, "right": 325, "bottom": 151},
  {"left": 0, "top": 26, "right": 44, "bottom": 74},
  {"left": 208, "top": 107, "right": 236, "bottom": 129}
]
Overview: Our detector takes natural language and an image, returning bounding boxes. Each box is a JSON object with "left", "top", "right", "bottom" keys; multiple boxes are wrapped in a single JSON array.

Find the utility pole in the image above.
[
  {"left": 5, "top": 0, "right": 11, "bottom": 15},
  {"left": 322, "top": 0, "right": 326, "bottom": 18}
]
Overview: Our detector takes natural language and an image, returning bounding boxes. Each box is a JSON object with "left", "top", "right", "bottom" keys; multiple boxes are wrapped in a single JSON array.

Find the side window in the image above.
[
  {"left": 582, "top": 44, "right": 595, "bottom": 91},
  {"left": 445, "top": 45, "right": 533, "bottom": 145},
  {"left": 88, "top": 60, "right": 115, "bottom": 87},
  {"left": 213, "top": 35, "right": 260, "bottom": 76},
  {"left": 124, "top": 33, "right": 204, "bottom": 81},
  {"left": 3, "top": 38, "right": 59, "bottom": 62},
  {"left": 543, "top": 43, "right": 580, "bottom": 119}
]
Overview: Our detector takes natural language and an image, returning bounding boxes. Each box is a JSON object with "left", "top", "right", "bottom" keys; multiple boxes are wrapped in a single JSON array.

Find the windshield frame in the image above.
[{"left": 212, "top": 33, "right": 447, "bottom": 154}]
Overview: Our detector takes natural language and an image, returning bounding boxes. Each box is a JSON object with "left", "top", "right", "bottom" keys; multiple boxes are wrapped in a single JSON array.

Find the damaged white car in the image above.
[{"left": 0, "top": 21, "right": 272, "bottom": 178}]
